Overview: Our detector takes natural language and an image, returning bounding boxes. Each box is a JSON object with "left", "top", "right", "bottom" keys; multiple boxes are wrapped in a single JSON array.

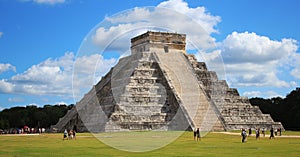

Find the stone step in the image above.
[{"left": 154, "top": 50, "right": 212, "bottom": 130}]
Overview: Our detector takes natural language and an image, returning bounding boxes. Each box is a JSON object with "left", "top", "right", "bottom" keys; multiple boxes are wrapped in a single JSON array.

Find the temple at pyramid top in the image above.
[
  {"left": 52, "top": 31, "right": 283, "bottom": 133},
  {"left": 131, "top": 31, "right": 186, "bottom": 55}
]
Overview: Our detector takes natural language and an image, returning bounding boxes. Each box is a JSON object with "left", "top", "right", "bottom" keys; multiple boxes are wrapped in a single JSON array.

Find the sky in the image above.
[{"left": 0, "top": 0, "right": 299, "bottom": 110}]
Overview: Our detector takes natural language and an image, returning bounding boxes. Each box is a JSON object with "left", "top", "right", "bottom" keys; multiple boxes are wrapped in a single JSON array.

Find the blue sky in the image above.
[{"left": 0, "top": 0, "right": 299, "bottom": 110}]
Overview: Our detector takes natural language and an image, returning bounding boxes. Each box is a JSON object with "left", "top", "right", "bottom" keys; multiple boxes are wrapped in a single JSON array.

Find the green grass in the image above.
[{"left": 0, "top": 131, "right": 299, "bottom": 157}]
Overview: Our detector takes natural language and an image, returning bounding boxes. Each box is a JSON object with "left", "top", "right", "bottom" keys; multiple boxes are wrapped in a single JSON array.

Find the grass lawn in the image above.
[{"left": 0, "top": 131, "right": 299, "bottom": 157}]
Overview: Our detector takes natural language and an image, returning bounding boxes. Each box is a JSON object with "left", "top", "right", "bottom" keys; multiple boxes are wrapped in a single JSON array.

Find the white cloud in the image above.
[
  {"left": 221, "top": 32, "right": 297, "bottom": 63},
  {"left": 290, "top": 53, "right": 300, "bottom": 79},
  {"left": 54, "top": 101, "right": 68, "bottom": 105},
  {"left": 33, "top": 0, "right": 65, "bottom": 5},
  {"left": 21, "top": 0, "right": 65, "bottom": 5},
  {"left": 243, "top": 90, "right": 283, "bottom": 98},
  {"left": 218, "top": 31, "right": 299, "bottom": 88},
  {"left": 157, "top": 0, "right": 220, "bottom": 34},
  {"left": 242, "top": 91, "right": 262, "bottom": 98},
  {"left": 92, "top": 0, "right": 221, "bottom": 53},
  {"left": 0, "top": 32, "right": 3, "bottom": 38},
  {"left": 8, "top": 97, "right": 25, "bottom": 103},
  {"left": 264, "top": 91, "right": 283, "bottom": 98},
  {"left": 72, "top": 54, "right": 116, "bottom": 100},
  {"left": 0, "top": 52, "right": 116, "bottom": 100},
  {"left": 0, "top": 63, "right": 16, "bottom": 74},
  {"left": 0, "top": 79, "right": 15, "bottom": 93}
]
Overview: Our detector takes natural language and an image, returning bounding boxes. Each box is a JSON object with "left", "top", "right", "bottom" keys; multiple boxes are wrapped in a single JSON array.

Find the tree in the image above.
[
  {"left": 250, "top": 88, "right": 300, "bottom": 130},
  {"left": 0, "top": 104, "right": 72, "bottom": 130}
]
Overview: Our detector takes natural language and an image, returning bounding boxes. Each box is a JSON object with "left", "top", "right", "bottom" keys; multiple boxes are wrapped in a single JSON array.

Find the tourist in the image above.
[
  {"left": 279, "top": 128, "right": 282, "bottom": 136},
  {"left": 193, "top": 129, "right": 197, "bottom": 141},
  {"left": 256, "top": 128, "right": 260, "bottom": 140},
  {"left": 270, "top": 127, "right": 275, "bottom": 139},
  {"left": 248, "top": 128, "right": 252, "bottom": 136},
  {"left": 196, "top": 128, "right": 201, "bottom": 141},
  {"left": 69, "top": 130, "right": 73, "bottom": 140},
  {"left": 73, "top": 130, "right": 76, "bottom": 140},
  {"left": 63, "top": 129, "right": 68, "bottom": 140},
  {"left": 241, "top": 128, "right": 247, "bottom": 143},
  {"left": 262, "top": 128, "right": 265, "bottom": 137},
  {"left": 42, "top": 128, "right": 45, "bottom": 134},
  {"left": 73, "top": 125, "right": 77, "bottom": 133}
]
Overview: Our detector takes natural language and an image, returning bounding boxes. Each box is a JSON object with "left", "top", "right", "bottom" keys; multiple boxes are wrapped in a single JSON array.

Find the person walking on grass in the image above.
[
  {"left": 193, "top": 129, "right": 197, "bottom": 141},
  {"left": 69, "top": 130, "right": 74, "bottom": 140},
  {"left": 196, "top": 128, "right": 201, "bottom": 141},
  {"left": 72, "top": 130, "right": 76, "bottom": 140},
  {"left": 270, "top": 127, "right": 275, "bottom": 139},
  {"left": 279, "top": 128, "right": 282, "bottom": 136},
  {"left": 63, "top": 129, "right": 68, "bottom": 140},
  {"left": 248, "top": 128, "right": 252, "bottom": 136},
  {"left": 256, "top": 128, "right": 260, "bottom": 140},
  {"left": 262, "top": 127, "right": 265, "bottom": 137},
  {"left": 241, "top": 128, "right": 247, "bottom": 143}
]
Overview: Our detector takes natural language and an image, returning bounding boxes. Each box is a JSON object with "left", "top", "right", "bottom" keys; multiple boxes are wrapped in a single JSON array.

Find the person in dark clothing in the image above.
[
  {"left": 256, "top": 128, "right": 260, "bottom": 140},
  {"left": 278, "top": 128, "right": 282, "bottom": 136},
  {"left": 72, "top": 130, "right": 76, "bottom": 140},
  {"left": 193, "top": 129, "right": 197, "bottom": 141},
  {"left": 196, "top": 128, "right": 201, "bottom": 141},
  {"left": 248, "top": 128, "right": 252, "bottom": 136},
  {"left": 270, "top": 127, "right": 275, "bottom": 139},
  {"left": 262, "top": 128, "right": 265, "bottom": 137},
  {"left": 241, "top": 128, "right": 247, "bottom": 143},
  {"left": 73, "top": 125, "right": 77, "bottom": 133}
]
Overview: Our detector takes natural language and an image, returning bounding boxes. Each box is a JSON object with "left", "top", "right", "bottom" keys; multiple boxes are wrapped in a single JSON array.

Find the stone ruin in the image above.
[{"left": 51, "top": 31, "right": 283, "bottom": 132}]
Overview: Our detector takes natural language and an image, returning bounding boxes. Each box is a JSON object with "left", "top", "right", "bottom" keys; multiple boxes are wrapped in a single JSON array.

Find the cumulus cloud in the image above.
[
  {"left": 243, "top": 91, "right": 262, "bottom": 98},
  {"left": 54, "top": 101, "right": 68, "bottom": 105},
  {"left": 72, "top": 54, "right": 116, "bottom": 100},
  {"left": 221, "top": 32, "right": 297, "bottom": 63},
  {"left": 218, "top": 31, "right": 299, "bottom": 88},
  {"left": 92, "top": 0, "right": 220, "bottom": 53},
  {"left": 0, "top": 52, "right": 116, "bottom": 99},
  {"left": 243, "top": 90, "right": 283, "bottom": 98},
  {"left": 290, "top": 53, "right": 300, "bottom": 79},
  {"left": 0, "top": 63, "right": 16, "bottom": 74},
  {"left": 157, "top": 0, "right": 220, "bottom": 34},
  {"left": 0, "top": 53, "right": 74, "bottom": 95}
]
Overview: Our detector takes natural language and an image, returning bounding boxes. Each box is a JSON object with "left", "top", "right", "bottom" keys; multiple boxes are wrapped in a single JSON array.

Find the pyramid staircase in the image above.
[{"left": 51, "top": 31, "right": 283, "bottom": 132}]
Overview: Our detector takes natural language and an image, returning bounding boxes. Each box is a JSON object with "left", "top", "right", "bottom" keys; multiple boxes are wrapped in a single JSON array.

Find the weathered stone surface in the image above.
[{"left": 51, "top": 31, "right": 283, "bottom": 132}]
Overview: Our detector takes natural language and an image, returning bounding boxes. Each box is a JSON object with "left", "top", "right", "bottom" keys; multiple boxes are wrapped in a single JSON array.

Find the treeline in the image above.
[
  {"left": 1, "top": 88, "right": 299, "bottom": 131},
  {"left": 250, "top": 88, "right": 300, "bottom": 131},
  {"left": 0, "top": 104, "right": 73, "bottom": 130}
]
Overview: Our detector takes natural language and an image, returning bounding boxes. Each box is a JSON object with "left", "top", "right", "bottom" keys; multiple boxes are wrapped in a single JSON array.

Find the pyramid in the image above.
[{"left": 51, "top": 31, "right": 283, "bottom": 132}]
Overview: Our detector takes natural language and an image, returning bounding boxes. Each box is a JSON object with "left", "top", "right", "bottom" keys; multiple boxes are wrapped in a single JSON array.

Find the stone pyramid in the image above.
[{"left": 51, "top": 31, "right": 283, "bottom": 132}]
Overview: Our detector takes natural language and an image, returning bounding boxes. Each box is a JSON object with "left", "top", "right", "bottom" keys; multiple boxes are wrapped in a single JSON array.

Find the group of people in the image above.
[
  {"left": 269, "top": 127, "right": 282, "bottom": 139},
  {"left": 63, "top": 129, "right": 76, "bottom": 140},
  {"left": 241, "top": 127, "right": 282, "bottom": 142},
  {"left": 193, "top": 128, "right": 201, "bottom": 141}
]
